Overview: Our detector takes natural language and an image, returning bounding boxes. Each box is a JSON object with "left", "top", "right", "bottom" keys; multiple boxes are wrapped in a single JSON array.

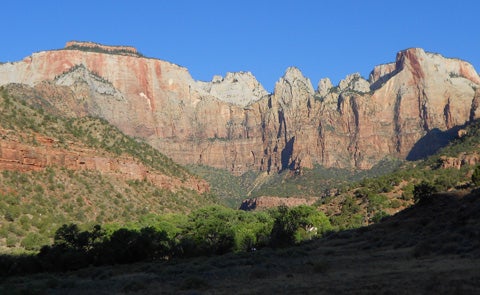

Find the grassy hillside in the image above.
[
  {"left": 0, "top": 86, "right": 216, "bottom": 252},
  {"left": 2, "top": 190, "right": 479, "bottom": 294},
  {"left": 316, "top": 120, "right": 480, "bottom": 229}
]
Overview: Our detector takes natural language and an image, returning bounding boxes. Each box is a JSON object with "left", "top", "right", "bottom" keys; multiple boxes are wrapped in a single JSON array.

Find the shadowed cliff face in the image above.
[{"left": 1, "top": 43, "right": 479, "bottom": 174}]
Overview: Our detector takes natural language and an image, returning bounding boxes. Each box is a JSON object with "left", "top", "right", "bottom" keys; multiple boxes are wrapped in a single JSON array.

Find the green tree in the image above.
[
  {"left": 269, "top": 205, "right": 331, "bottom": 247},
  {"left": 413, "top": 181, "right": 437, "bottom": 204},
  {"left": 330, "top": 196, "right": 363, "bottom": 230},
  {"left": 20, "top": 233, "right": 49, "bottom": 251},
  {"left": 269, "top": 205, "right": 298, "bottom": 247},
  {"left": 232, "top": 210, "right": 273, "bottom": 252},
  {"left": 472, "top": 165, "right": 480, "bottom": 187},
  {"left": 182, "top": 206, "right": 236, "bottom": 255},
  {"left": 54, "top": 224, "right": 81, "bottom": 250}
]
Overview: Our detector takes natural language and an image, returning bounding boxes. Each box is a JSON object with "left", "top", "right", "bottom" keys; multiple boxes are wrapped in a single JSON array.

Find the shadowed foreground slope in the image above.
[{"left": 1, "top": 190, "right": 480, "bottom": 294}]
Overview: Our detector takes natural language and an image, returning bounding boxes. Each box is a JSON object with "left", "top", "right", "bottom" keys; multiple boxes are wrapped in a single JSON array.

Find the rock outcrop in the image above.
[
  {"left": 0, "top": 128, "right": 209, "bottom": 193},
  {"left": 438, "top": 153, "right": 480, "bottom": 170},
  {"left": 1, "top": 43, "right": 479, "bottom": 174},
  {"left": 199, "top": 71, "right": 269, "bottom": 106}
]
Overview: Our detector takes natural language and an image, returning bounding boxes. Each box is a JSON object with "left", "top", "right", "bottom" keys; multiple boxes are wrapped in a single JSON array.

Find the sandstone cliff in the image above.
[
  {"left": 1, "top": 43, "right": 479, "bottom": 174},
  {"left": 0, "top": 127, "right": 209, "bottom": 194}
]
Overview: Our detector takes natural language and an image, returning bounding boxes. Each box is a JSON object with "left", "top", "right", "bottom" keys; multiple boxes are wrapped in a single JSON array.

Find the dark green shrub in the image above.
[
  {"left": 21, "top": 233, "right": 49, "bottom": 251},
  {"left": 372, "top": 211, "right": 389, "bottom": 223},
  {"left": 413, "top": 182, "right": 437, "bottom": 204},
  {"left": 472, "top": 165, "right": 480, "bottom": 187},
  {"left": 269, "top": 205, "right": 299, "bottom": 247},
  {"left": 269, "top": 205, "right": 332, "bottom": 247},
  {"left": 390, "top": 199, "right": 402, "bottom": 209},
  {"left": 401, "top": 183, "right": 414, "bottom": 200}
]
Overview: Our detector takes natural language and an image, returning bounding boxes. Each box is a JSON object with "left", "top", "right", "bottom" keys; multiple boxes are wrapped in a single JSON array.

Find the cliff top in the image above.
[{"left": 64, "top": 41, "right": 143, "bottom": 57}]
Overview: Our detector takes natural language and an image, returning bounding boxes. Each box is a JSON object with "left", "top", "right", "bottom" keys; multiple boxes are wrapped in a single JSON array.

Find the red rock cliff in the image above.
[
  {"left": 0, "top": 128, "right": 209, "bottom": 193},
  {"left": 1, "top": 45, "right": 479, "bottom": 174}
]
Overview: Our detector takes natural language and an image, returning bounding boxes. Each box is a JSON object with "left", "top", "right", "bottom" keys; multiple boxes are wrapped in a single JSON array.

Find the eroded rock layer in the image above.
[{"left": 1, "top": 43, "right": 479, "bottom": 174}]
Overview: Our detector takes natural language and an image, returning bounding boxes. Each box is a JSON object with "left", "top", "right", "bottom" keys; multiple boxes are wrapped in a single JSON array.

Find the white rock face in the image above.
[
  {"left": 1, "top": 44, "right": 480, "bottom": 175},
  {"left": 201, "top": 71, "right": 268, "bottom": 106},
  {"left": 338, "top": 72, "right": 370, "bottom": 93},
  {"left": 272, "top": 67, "right": 314, "bottom": 115},
  {"left": 317, "top": 78, "right": 333, "bottom": 97},
  {"left": 369, "top": 63, "right": 395, "bottom": 82},
  {"left": 55, "top": 64, "right": 126, "bottom": 101},
  {"left": 275, "top": 67, "right": 315, "bottom": 100}
]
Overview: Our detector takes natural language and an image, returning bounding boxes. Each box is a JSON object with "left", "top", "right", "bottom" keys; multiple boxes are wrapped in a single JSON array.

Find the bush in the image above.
[
  {"left": 269, "top": 205, "right": 332, "bottom": 247},
  {"left": 401, "top": 183, "right": 414, "bottom": 200},
  {"left": 372, "top": 211, "right": 389, "bottom": 223},
  {"left": 472, "top": 166, "right": 480, "bottom": 187},
  {"left": 21, "top": 233, "right": 49, "bottom": 251},
  {"left": 389, "top": 199, "right": 402, "bottom": 209},
  {"left": 413, "top": 182, "right": 437, "bottom": 204}
]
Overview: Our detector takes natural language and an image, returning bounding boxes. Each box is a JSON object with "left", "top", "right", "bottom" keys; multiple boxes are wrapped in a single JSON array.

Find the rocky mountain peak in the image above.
[
  {"left": 274, "top": 67, "right": 314, "bottom": 99},
  {"left": 392, "top": 48, "right": 480, "bottom": 84},
  {"left": 369, "top": 62, "right": 397, "bottom": 85},
  {"left": 1, "top": 44, "right": 479, "bottom": 174},
  {"left": 202, "top": 71, "right": 268, "bottom": 106},
  {"left": 317, "top": 78, "right": 333, "bottom": 97},
  {"left": 283, "top": 66, "right": 305, "bottom": 80},
  {"left": 338, "top": 72, "right": 370, "bottom": 93}
]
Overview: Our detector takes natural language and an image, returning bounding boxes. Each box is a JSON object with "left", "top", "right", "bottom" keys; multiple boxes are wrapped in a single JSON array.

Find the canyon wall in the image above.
[{"left": 1, "top": 42, "right": 479, "bottom": 174}]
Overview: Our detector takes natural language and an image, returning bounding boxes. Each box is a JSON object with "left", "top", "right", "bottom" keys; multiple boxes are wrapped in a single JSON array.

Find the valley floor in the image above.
[
  {"left": 1, "top": 239, "right": 479, "bottom": 294},
  {"left": 2, "top": 190, "right": 480, "bottom": 294}
]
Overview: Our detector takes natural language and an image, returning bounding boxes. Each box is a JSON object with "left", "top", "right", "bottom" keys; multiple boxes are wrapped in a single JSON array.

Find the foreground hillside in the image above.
[
  {"left": 2, "top": 190, "right": 479, "bottom": 294},
  {"left": 0, "top": 86, "right": 214, "bottom": 251}
]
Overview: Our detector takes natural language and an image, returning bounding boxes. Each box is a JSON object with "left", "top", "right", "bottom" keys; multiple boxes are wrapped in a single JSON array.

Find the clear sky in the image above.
[{"left": 1, "top": 0, "right": 478, "bottom": 92}]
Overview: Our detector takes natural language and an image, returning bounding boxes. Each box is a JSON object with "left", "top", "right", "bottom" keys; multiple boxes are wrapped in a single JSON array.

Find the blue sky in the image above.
[{"left": 1, "top": 1, "right": 478, "bottom": 92}]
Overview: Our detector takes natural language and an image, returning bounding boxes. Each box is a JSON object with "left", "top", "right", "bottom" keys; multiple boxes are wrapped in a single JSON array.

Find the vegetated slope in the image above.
[
  {"left": 315, "top": 119, "right": 480, "bottom": 229},
  {"left": 186, "top": 164, "right": 260, "bottom": 207},
  {"left": 2, "top": 190, "right": 479, "bottom": 294},
  {"left": 232, "top": 119, "right": 480, "bottom": 233},
  {"left": 189, "top": 157, "right": 404, "bottom": 208},
  {"left": 0, "top": 86, "right": 215, "bottom": 252}
]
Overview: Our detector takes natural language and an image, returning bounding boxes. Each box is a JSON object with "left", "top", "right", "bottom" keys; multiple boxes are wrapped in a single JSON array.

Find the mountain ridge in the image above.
[{"left": 1, "top": 42, "right": 479, "bottom": 175}]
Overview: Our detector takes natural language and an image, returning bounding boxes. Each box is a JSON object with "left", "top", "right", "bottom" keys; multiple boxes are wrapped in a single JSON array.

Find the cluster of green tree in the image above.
[
  {"left": 0, "top": 205, "right": 331, "bottom": 275},
  {"left": 0, "top": 168, "right": 215, "bottom": 251},
  {"left": 54, "top": 64, "right": 114, "bottom": 86},
  {"left": 0, "top": 87, "right": 216, "bottom": 251},
  {"left": 64, "top": 44, "right": 144, "bottom": 57}
]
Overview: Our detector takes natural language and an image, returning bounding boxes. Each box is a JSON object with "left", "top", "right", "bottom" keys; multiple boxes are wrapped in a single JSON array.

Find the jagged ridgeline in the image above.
[
  {"left": 0, "top": 86, "right": 214, "bottom": 251},
  {"left": 1, "top": 43, "right": 479, "bottom": 176}
]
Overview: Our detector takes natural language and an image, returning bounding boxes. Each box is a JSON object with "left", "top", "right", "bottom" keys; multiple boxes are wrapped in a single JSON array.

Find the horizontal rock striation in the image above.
[
  {"left": 1, "top": 44, "right": 479, "bottom": 175},
  {"left": 0, "top": 129, "right": 209, "bottom": 193}
]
